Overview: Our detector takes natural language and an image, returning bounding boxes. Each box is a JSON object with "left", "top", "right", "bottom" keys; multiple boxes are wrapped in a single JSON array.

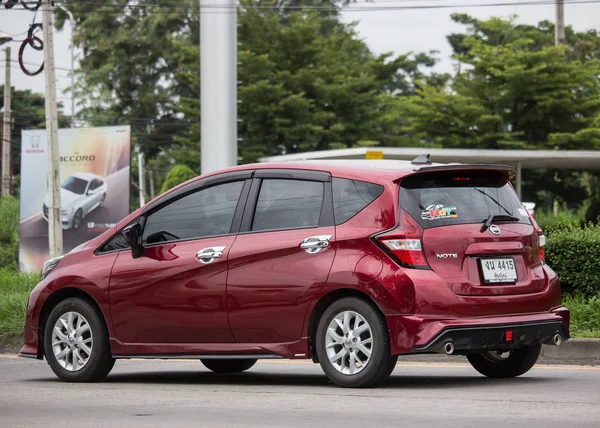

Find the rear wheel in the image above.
[
  {"left": 467, "top": 344, "right": 542, "bottom": 378},
  {"left": 201, "top": 359, "right": 257, "bottom": 373},
  {"left": 43, "top": 298, "right": 115, "bottom": 382},
  {"left": 315, "top": 297, "right": 396, "bottom": 388}
]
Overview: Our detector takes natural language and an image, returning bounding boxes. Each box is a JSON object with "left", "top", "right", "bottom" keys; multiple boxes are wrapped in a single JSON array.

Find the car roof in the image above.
[
  {"left": 71, "top": 172, "right": 101, "bottom": 181},
  {"left": 215, "top": 160, "right": 515, "bottom": 183}
]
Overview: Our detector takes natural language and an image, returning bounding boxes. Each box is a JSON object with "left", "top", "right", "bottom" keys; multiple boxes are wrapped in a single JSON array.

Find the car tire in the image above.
[
  {"left": 99, "top": 193, "right": 106, "bottom": 207},
  {"left": 201, "top": 359, "right": 257, "bottom": 373},
  {"left": 316, "top": 297, "right": 395, "bottom": 388},
  {"left": 43, "top": 298, "right": 115, "bottom": 382},
  {"left": 72, "top": 209, "right": 83, "bottom": 229},
  {"left": 467, "top": 344, "right": 542, "bottom": 378}
]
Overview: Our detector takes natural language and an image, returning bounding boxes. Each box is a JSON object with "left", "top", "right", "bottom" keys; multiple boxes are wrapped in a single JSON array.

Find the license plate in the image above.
[{"left": 480, "top": 258, "right": 517, "bottom": 284}]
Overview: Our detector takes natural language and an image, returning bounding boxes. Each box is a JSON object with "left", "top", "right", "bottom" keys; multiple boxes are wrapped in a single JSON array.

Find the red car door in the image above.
[
  {"left": 109, "top": 172, "right": 252, "bottom": 344},
  {"left": 226, "top": 170, "right": 336, "bottom": 343}
]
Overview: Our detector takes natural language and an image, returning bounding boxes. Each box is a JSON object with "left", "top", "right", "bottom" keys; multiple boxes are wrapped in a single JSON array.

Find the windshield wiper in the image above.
[
  {"left": 473, "top": 188, "right": 512, "bottom": 216},
  {"left": 481, "top": 214, "right": 520, "bottom": 232}
]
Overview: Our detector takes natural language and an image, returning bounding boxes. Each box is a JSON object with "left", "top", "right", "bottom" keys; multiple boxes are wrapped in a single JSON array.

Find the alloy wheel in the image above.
[
  {"left": 325, "top": 311, "right": 373, "bottom": 375},
  {"left": 51, "top": 311, "right": 93, "bottom": 372}
]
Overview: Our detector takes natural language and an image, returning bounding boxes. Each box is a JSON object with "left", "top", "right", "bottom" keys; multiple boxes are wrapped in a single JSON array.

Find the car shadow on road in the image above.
[{"left": 26, "top": 370, "right": 555, "bottom": 390}]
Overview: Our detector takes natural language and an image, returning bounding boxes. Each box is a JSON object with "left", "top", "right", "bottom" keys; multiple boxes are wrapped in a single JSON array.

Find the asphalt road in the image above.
[{"left": 1, "top": 356, "right": 599, "bottom": 428}]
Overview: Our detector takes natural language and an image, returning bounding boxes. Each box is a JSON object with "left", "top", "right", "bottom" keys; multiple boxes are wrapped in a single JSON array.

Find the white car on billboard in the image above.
[{"left": 43, "top": 172, "right": 108, "bottom": 230}]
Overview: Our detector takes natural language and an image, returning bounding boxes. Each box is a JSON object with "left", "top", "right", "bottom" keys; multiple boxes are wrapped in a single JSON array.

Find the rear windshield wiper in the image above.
[
  {"left": 481, "top": 214, "right": 520, "bottom": 232},
  {"left": 473, "top": 187, "right": 512, "bottom": 216}
]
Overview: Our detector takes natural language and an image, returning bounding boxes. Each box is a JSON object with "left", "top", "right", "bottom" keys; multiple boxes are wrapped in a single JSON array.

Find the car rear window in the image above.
[{"left": 399, "top": 172, "right": 531, "bottom": 229}]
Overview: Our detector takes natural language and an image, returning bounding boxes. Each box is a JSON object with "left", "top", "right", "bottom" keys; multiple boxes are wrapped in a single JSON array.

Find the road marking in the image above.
[{"left": 1, "top": 353, "right": 598, "bottom": 370}]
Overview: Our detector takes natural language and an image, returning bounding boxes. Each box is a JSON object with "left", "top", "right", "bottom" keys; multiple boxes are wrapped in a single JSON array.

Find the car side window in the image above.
[
  {"left": 332, "top": 178, "right": 384, "bottom": 225},
  {"left": 99, "top": 231, "right": 130, "bottom": 252},
  {"left": 97, "top": 219, "right": 139, "bottom": 253},
  {"left": 142, "top": 180, "right": 244, "bottom": 244},
  {"left": 252, "top": 179, "right": 324, "bottom": 232},
  {"left": 89, "top": 179, "right": 99, "bottom": 191}
]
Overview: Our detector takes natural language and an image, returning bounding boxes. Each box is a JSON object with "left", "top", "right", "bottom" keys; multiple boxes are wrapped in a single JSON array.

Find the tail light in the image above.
[
  {"left": 528, "top": 211, "right": 545, "bottom": 263},
  {"left": 376, "top": 208, "right": 430, "bottom": 269},
  {"left": 538, "top": 233, "right": 546, "bottom": 263}
]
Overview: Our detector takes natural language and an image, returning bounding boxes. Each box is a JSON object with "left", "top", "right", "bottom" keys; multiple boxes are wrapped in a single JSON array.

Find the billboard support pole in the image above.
[
  {"left": 2, "top": 47, "right": 11, "bottom": 197},
  {"left": 42, "top": 0, "right": 63, "bottom": 258},
  {"left": 200, "top": 0, "right": 238, "bottom": 174},
  {"left": 138, "top": 151, "right": 145, "bottom": 207}
]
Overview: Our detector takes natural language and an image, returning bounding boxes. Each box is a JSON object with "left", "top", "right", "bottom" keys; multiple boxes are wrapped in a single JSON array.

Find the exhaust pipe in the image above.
[
  {"left": 444, "top": 342, "right": 455, "bottom": 355},
  {"left": 552, "top": 333, "right": 562, "bottom": 346}
]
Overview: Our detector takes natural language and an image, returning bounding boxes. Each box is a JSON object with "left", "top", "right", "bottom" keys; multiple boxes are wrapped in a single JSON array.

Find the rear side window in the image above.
[
  {"left": 332, "top": 178, "right": 384, "bottom": 225},
  {"left": 252, "top": 179, "right": 324, "bottom": 231},
  {"left": 400, "top": 172, "right": 530, "bottom": 229}
]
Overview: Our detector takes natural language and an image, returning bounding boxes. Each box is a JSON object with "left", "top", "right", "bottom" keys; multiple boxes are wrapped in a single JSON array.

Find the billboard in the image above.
[{"left": 19, "top": 126, "right": 131, "bottom": 272}]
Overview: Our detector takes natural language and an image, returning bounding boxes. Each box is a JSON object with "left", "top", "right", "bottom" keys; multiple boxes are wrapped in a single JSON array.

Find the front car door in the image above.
[
  {"left": 226, "top": 169, "right": 336, "bottom": 343},
  {"left": 108, "top": 171, "right": 252, "bottom": 344}
]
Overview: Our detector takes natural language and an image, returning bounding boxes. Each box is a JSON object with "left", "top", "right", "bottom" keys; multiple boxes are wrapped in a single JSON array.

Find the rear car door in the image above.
[
  {"left": 108, "top": 171, "right": 252, "bottom": 344},
  {"left": 399, "top": 170, "right": 544, "bottom": 298},
  {"left": 226, "top": 169, "right": 336, "bottom": 343}
]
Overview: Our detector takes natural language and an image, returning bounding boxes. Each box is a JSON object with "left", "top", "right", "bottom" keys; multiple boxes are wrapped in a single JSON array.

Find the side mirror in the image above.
[{"left": 122, "top": 223, "right": 144, "bottom": 259}]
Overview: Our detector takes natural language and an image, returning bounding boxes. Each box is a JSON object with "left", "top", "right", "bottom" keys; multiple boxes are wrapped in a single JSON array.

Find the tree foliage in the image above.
[
  {"left": 55, "top": 5, "right": 600, "bottom": 212},
  {"left": 160, "top": 165, "right": 197, "bottom": 193}
]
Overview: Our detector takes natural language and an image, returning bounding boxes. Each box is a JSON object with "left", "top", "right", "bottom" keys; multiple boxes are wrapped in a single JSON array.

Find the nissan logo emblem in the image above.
[{"left": 489, "top": 225, "right": 501, "bottom": 235}]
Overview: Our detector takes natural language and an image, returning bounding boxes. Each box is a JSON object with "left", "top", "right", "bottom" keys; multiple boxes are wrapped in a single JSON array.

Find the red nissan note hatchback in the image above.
[{"left": 20, "top": 157, "right": 570, "bottom": 388}]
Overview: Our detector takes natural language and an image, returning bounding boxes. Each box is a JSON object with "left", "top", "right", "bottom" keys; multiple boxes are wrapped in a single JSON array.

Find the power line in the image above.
[{"left": 1, "top": 0, "right": 597, "bottom": 14}]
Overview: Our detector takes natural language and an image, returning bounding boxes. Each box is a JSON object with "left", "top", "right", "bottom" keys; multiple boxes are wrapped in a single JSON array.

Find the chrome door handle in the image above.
[
  {"left": 300, "top": 235, "right": 332, "bottom": 254},
  {"left": 196, "top": 246, "right": 226, "bottom": 264}
]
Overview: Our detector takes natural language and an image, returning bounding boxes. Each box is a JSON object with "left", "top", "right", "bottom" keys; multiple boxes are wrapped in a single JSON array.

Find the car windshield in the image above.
[
  {"left": 61, "top": 176, "right": 88, "bottom": 195},
  {"left": 400, "top": 172, "right": 531, "bottom": 229}
]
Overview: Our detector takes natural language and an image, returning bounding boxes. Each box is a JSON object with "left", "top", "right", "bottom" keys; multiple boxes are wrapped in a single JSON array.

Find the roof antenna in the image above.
[{"left": 411, "top": 153, "right": 432, "bottom": 165}]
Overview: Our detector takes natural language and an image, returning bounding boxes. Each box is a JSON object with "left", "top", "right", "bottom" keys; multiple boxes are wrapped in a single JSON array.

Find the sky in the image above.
[{"left": 1, "top": 2, "right": 600, "bottom": 119}]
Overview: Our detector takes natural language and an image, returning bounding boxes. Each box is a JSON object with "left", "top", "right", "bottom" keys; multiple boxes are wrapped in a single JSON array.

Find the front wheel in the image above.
[
  {"left": 43, "top": 298, "right": 115, "bottom": 382},
  {"left": 201, "top": 359, "right": 257, "bottom": 373},
  {"left": 315, "top": 297, "right": 397, "bottom": 388},
  {"left": 72, "top": 209, "right": 83, "bottom": 229},
  {"left": 467, "top": 344, "right": 542, "bottom": 378}
]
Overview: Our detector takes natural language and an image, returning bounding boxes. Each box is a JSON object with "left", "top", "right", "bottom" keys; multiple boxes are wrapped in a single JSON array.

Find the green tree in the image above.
[
  {"left": 390, "top": 15, "right": 600, "bottom": 207},
  {"left": 56, "top": 2, "right": 442, "bottom": 172},
  {"left": 175, "top": 9, "right": 442, "bottom": 163},
  {"left": 161, "top": 165, "right": 197, "bottom": 193},
  {"left": 1, "top": 87, "right": 69, "bottom": 195}
]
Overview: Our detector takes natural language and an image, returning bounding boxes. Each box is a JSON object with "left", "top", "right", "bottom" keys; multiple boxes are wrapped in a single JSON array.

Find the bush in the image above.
[
  {"left": 546, "top": 223, "right": 600, "bottom": 297},
  {"left": 0, "top": 197, "right": 19, "bottom": 270},
  {"left": 563, "top": 295, "right": 600, "bottom": 338},
  {"left": 0, "top": 269, "right": 39, "bottom": 336},
  {"left": 160, "top": 165, "right": 197, "bottom": 193}
]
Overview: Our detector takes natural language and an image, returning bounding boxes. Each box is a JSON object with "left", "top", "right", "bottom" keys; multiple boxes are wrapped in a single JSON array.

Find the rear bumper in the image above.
[
  {"left": 387, "top": 307, "right": 570, "bottom": 355},
  {"left": 413, "top": 320, "right": 569, "bottom": 354}
]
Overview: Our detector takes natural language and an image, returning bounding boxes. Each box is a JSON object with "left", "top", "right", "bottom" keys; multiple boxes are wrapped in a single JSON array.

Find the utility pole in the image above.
[
  {"left": 555, "top": 0, "right": 565, "bottom": 46},
  {"left": 42, "top": 0, "right": 63, "bottom": 258},
  {"left": 200, "top": 0, "right": 237, "bottom": 174},
  {"left": 148, "top": 169, "right": 155, "bottom": 200},
  {"left": 2, "top": 47, "right": 11, "bottom": 197},
  {"left": 138, "top": 151, "right": 145, "bottom": 207}
]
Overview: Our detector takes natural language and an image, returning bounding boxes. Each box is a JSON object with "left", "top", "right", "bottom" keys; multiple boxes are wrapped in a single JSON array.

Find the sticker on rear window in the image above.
[
  {"left": 518, "top": 208, "right": 529, "bottom": 217},
  {"left": 421, "top": 204, "right": 458, "bottom": 221}
]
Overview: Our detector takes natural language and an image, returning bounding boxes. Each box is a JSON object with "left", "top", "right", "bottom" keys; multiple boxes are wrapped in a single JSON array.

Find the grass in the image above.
[
  {"left": 0, "top": 269, "right": 599, "bottom": 339},
  {"left": 0, "top": 269, "right": 39, "bottom": 337},
  {"left": 535, "top": 207, "right": 584, "bottom": 233},
  {"left": 563, "top": 294, "right": 600, "bottom": 338}
]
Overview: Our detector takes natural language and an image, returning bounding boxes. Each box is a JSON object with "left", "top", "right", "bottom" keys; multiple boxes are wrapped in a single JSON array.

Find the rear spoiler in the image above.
[{"left": 397, "top": 164, "right": 517, "bottom": 181}]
